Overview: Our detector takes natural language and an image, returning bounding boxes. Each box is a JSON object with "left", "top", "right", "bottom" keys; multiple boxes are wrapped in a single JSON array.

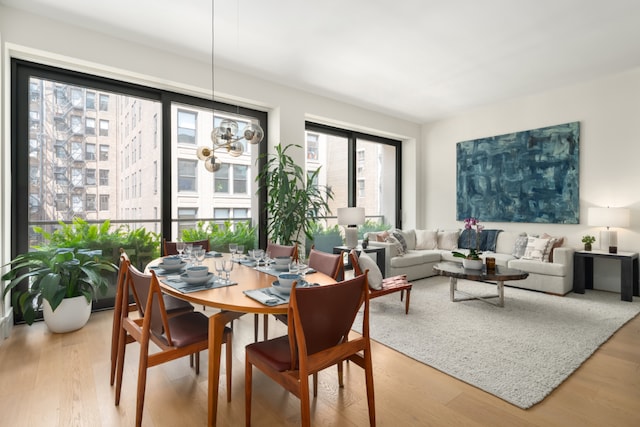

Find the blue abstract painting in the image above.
[{"left": 456, "top": 122, "right": 580, "bottom": 224}]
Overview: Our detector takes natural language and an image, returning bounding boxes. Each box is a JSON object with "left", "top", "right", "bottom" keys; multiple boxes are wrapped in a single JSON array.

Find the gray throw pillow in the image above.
[{"left": 512, "top": 235, "right": 528, "bottom": 258}]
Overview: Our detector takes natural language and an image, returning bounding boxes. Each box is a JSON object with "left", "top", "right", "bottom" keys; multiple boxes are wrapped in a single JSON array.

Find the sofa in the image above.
[{"left": 366, "top": 229, "right": 574, "bottom": 295}]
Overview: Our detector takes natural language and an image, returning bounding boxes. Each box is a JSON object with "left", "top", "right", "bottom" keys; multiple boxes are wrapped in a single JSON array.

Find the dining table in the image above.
[{"left": 146, "top": 252, "right": 337, "bottom": 427}]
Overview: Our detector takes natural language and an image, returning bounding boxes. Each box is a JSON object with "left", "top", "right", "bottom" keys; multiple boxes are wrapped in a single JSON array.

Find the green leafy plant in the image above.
[
  {"left": 358, "top": 219, "right": 390, "bottom": 239},
  {"left": 2, "top": 248, "right": 116, "bottom": 325},
  {"left": 181, "top": 220, "right": 257, "bottom": 252},
  {"left": 256, "top": 143, "right": 333, "bottom": 246},
  {"left": 581, "top": 235, "right": 596, "bottom": 244}
]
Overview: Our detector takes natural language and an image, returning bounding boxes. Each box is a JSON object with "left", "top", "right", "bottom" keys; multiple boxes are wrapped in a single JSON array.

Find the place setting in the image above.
[
  {"left": 147, "top": 255, "right": 188, "bottom": 275},
  {"left": 160, "top": 260, "right": 237, "bottom": 293},
  {"left": 244, "top": 272, "right": 319, "bottom": 306}
]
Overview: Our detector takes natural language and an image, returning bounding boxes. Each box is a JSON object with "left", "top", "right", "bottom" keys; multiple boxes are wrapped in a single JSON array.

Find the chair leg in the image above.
[
  {"left": 110, "top": 292, "right": 123, "bottom": 386},
  {"left": 313, "top": 373, "right": 318, "bottom": 397},
  {"left": 253, "top": 313, "right": 259, "bottom": 342},
  {"left": 135, "top": 336, "right": 151, "bottom": 427},
  {"left": 364, "top": 349, "right": 376, "bottom": 427},
  {"left": 405, "top": 289, "right": 411, "bottom": 315},
  {"left": 245, "top": 358, "right": 253, "bottom": 427},
  {"left": 300, "top": 374, "right": 312, "bottom": 427},
  {"left": 195, "top": 351, "right": 200, "bottom": 375},
  {"left": 190, "top": 353, "right": 194, "bottom": 368},
  {"left": 226, "top": 331, "right": 233, "bottom": 402},
  {"left": 114, "top": 327, "right": 128, "bottom": 406},
  {"left": 263, "top": 314, "right": 269, "bottom": 340},
  {"left": 338, "top": 362, "right": 344, "bottom": 388}
]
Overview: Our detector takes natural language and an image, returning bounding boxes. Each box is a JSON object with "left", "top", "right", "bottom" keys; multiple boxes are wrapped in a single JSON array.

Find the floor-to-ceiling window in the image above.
[{"left": 10, "top": 59, "right": 266, "bottom": 322}]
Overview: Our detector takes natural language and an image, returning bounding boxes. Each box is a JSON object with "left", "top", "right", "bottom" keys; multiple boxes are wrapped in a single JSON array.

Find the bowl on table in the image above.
[
  {"left": 277, "top": 273, "right": 301, "bottom": 289},
  {"left": 274, "top": 256, "right": 291, "bottom": 267},
  {"left": 186, "top": 266, "right": 209, "bottom": 278},
  {"left": 163, "top": 255, "right": 182, "bottom": 265}
]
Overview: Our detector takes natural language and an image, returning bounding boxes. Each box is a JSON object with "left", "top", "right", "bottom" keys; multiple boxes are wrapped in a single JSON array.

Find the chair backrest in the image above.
[
  {"left": 163, "top": 238, "right": 210, "bottom": 255},
  {"left": 266, "top": 242, "right": 298, "bottom": 260},
  {"left": 288, "top": 273, "right": 370, "bottom": 360},
  {"left": 308, "top": 248, "right": 344, "bottom": 280},
  {"left": 349, "top": 250, "right": 363, "bottom": 276},
  {"left": 126, "top": 265, "right": 173, "bottom": 344}
]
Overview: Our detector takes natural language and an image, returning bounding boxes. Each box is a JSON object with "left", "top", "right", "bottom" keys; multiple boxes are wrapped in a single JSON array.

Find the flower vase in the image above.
[{"left": 462, "top": 258, "right": 483, "bottom": 270}]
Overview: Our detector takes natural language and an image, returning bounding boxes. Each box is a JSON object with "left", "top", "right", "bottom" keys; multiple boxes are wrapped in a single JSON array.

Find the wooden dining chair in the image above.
[
  {"left": 350, "top": 249, "right": 412, "bottom": 314},
  {"left": 163, "top": 238, "right": 210, "bottom": 255},
  {"left": 114, "top": 267, "right": 233, "bottom": 427},
  {"left": 245, "top": 273, "right": 376, "bottom": 427},
  {"left": 255, "top": 242, "right": 299, "bottom": 342}
]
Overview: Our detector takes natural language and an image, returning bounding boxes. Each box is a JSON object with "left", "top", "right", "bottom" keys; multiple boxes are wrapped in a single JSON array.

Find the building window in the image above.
[
  {"left": 71, "top": 115, "right": 82, "bottom": 134},
  {"left": 153, "top": 114, "right": 158, "bottom": 148},
  {"left": 55, "top": 144, "right": 67, "bottom": 159},
  {"left": 177, "top": 110, "right": 197, "bottom": 143},
  {"left": 214, "top": 208, "right": 230, "bottom": 226},
  {"left": 358, "top": 179, "right": 365, "bottom": 198},
  {"left": 233, "top": 164, "right": 248, "bottom": 194},
  {"left": 234, "top": 208, "right": 250, "bottom": 219},
  {"left": 99, "top": 144, "right": 109, "bottom": 161},
  {"left": 72, "top": 195, "right": 83, "bottom": 212},
  {"left": 132, "top": 136, "right": 137, "bottom": 162},
  {"left": 86, "top": 194, "right": 96, "bottom": 211},
  {"left": 99, "top": 94, "right": 109, "bottom": 111},
  {"left": 214, "top": 163, "right": 229, "bottom": 193},
  {"left": 70, "top": 141, "right": 83, "bottom": 161},
  {"left": 54, "top": 167, "right": 68, "bottom": 185},
  {"left": 177, "top": 159, "right": 197, "bottom": 192},
  {"left": 70, "top": 88, "right": 83, "bottom": 108},
  {"left": 85, "top": 168, "right": 96, "bottom": 185},
  {"left": 85, "top": 143, "right": 96, "bottom": 161},
  {"left": 153, "top": 160, "right": 158, "bottom": 194},
  {"left": 99, "top": 194, "right": 109, "bottom": 211},
  {"left": 71, "top": 168, "right": 82, "bottom": 187},
  {"left": 55, "top": 194, "right": 68, "bottom": 211},
  {"left": 99, "top": 169, "right": 109, "bottom": 185},
  {"left": 86, "top": 91, "right": 95, "bottom": 109},
  {"left": 99, "top": 119, "right": 109, "bottom": 136},
  {"left": 178, "top": 208, "right": 198, "bottom": 233},
  {"left": 307, "top": 133, "right": 319, "bottom": 160},
  {"left": 86, "top": 118, "right": 95, "bottom": 135}
]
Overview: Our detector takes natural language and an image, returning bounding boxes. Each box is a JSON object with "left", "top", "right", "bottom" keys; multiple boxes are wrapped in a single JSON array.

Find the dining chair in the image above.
[
  {"left": 245, "top": 273, "right": 376, "bottom": 427},
  {"left": 255, "top": 242, "right": 299, "bottom": 342},
  {"left": 163, "top": 238, "right": 211, "bottom": 255},
  {"left": 114, "top": 267, "right": 233, "bottom": 427},
  {"left": 265, "top": 247, "right": 345, "bottom": 341},
  {"left": 350, "top": 249, "right": 412, "bottom": 314}
]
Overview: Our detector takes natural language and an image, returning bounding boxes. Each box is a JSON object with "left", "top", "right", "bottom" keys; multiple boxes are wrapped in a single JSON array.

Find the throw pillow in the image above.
[
  {"left": 375, "top": 230, "right": 389, "bottom": 242},
  {"left": 415, "top": 229, "right": 438, "bottom": 250},
  {"left": 522, "top": 237, "right": 551, "bottom": 261},
  {"left": 541, "top": 233, "right": 565, "bottom": 263},
  {"left": 481, "top": 229, "right": 502, "bottom": 252},
  {"left": 437, "top": 230, "right": 460, "bottom": 250},
  {"left": 391, "top": 229, "right": 408, "bottom": 253},
  {"left": 512, "top": 235, "right": 529, "bottom": 258},
  {"left": 458, "top": 229, "right": 477, "bottom": 250},
  {"left": 385, "top": 235, "right": 406, "bottom": 256},
  {"left": 357, "top": 251, "right": 383, "bottom": 290}
]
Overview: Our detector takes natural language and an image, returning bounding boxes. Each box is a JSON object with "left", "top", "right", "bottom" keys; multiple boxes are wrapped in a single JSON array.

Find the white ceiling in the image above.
[{"left": 3, "top": 0, "right": 640, "bottom": 123}]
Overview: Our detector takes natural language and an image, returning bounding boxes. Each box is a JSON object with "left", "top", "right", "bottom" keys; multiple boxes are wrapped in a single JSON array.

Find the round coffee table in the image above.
[{"left": 433, "top": 262, "right": 529, "bottom": 307}]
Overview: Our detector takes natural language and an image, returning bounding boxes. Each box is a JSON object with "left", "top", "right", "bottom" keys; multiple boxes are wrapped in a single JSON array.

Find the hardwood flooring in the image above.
[{"left": 0, "top": 304, "right": 638, "bottom": 426}]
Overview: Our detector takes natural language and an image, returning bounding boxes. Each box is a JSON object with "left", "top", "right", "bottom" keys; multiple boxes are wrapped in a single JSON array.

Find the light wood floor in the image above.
[{"left": 0, "top": 302, "right": 638, "bottom": 427}]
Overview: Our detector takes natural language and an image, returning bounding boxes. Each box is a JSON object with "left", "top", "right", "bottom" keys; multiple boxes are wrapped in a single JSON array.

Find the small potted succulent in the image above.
[{"left": 581, "top": 235, "right": 595, "bottom": 251}]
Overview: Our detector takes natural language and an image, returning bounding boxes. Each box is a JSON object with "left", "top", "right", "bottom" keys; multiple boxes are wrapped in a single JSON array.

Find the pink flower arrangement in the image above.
[{"left": 453, "top": 217, "right": 484, "bottom": 260}]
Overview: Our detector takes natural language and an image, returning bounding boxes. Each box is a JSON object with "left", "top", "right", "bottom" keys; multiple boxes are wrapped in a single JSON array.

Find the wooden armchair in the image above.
[{"left": 245, "top": 273, "right": 376, "bottom": 426}]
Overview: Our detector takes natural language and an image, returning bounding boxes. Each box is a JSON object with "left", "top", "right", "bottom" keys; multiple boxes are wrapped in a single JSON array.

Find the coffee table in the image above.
[{"left": 433, "top": 262, "right": 529, "bottom": 307}]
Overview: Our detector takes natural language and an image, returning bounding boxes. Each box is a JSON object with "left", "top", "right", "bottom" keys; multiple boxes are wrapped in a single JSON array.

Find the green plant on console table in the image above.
[{"left": 581, "top": 235, "right": 596, "bottom": 245}]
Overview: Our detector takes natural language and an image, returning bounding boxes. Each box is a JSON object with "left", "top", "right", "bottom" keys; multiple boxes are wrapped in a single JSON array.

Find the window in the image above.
[
  {"left": 99, "top": 194, "right": 109, "bottom": 211},
  {"left": 72, "top": 195, "right": 83, "bottom": 212},
  {"left": 86, "top": 117, "right": 95, "bottom": 135},
  {"left": 86, "top": 91, "right": 95, "bottom": 109},
  {"left": 71, "top": 168, "right": 83, "bottom": 187},
  {"left": 132, "top": 136, "right": 137, "bottom": 162},
  {"left": 85, "top": 143, "right": 96, "bottom": 160},
  {"left": 178, "top": 159, "right": 197, "bottom": 192},
  {"left": 99, "top": 94, "right": 109, "bottom": 111},
  {"left": 234, "top": 208, "right": 250, "bottom": 218},
  {"left": 71, "top": 88, "right": 83, "bottom": 108},
  {"left": 85, "top": 168, "right": 96, "bottom": 185},
  {"left": 307, "top": 133, "right": 319, "bottom": 160},
  {"left": 70, "top": 141, "right": 83, "bottom": 161},
  {"left": 99, "top": 119, "right": 109, "bottom": 136},
  {"left": 233, "top": 165, "right": 248, "bottom": 194},
  {"left": 153, "top": 113, "right": 158, "bottom": 148},
  {"left": 55, "top": 144, "right": 67, "bottom": 159},
  {"left": 86, "top": 194, "right": 96, "bottom": 211},
  {"left": 177, "top": 110, "right": 197, "bottom": 143},
  {"left": 153, "top": 160, "right": 158, "bottom": 194},
  {"left": 214, "top": 208, "right": 230, "bottom": 226},
  {"left": 71, "top": 115, "right": 82, "bottom": 134},
  {"left": 55, "top": 194, "right": 68, "bottom": 211},
  {"left": 99, "top": 144, "right": 109, "bottom": 161},
  {"left": 214, "top": 163, "right": 230, "bottom": 193},
  {"left": 99, "top": 169, "right": 109, "bottom": 186},
  {"left": 54, "top": 167, "right": 68, "bottom": 185},
  {"left": 178, "top": 208, "right": 198, "bottom": 233}
]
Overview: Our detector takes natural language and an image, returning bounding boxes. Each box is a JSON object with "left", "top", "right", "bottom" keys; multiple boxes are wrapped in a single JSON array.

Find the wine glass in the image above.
[
  {"left": 222, "top": 260, "right": 234, "bottom": 283},
  {"left": 264, "top": 250, "right": 272, "bottom": 269},
  {"left": 229, "top": 243, "right": 238, "bottom": 260},
  {"left": 252, "top": 249, "right": 264, "bottom": 267},
  {"left": 215, "top": 260, "right": 225, "bottom": 282},
  {"left": 194, "top": 248, "right": 206, "bottom": 266},
  {"left": 176, "top": 241, "right": 186, "bottom": 257},
  {"left": 184, "top": 243, "right": 193, "bottom": 263},
  {"left": 236, "top": 245, "right": 245, "bottom": 258}
]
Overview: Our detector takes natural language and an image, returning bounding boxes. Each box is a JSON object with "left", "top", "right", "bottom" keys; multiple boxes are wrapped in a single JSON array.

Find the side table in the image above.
[
  {"left": 573, "top": 250, "right": 639, "bottom": 302},
  {"left": 333, "top": 245, "right": 385, "bottom": 277}
]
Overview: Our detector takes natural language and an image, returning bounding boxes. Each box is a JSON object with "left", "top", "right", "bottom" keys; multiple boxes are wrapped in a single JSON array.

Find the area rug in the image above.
[{"left": 353, "top": 276, "right": 640, "bottom": 409}]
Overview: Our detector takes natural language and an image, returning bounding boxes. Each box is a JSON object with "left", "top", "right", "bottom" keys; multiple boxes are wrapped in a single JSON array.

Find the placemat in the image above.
[{"left": 161, "top": 276, "right": 237, "bottom": 294}]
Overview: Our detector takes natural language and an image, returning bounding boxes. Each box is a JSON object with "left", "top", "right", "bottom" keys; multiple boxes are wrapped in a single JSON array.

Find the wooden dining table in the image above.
[{"left": 146, "top": 253, "right": 337, "bottom": 427}]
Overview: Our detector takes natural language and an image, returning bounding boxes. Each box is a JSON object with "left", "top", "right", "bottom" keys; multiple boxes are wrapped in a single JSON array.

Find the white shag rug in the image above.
[{"left": 353, "top": 276, "right": 640, "bottom": 409}]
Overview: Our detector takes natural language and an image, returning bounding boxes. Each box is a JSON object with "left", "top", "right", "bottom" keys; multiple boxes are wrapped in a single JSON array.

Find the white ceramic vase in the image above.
[
  {"left": 42, "top": 295, "right": 92, "bottom": 333},
  {"left": 462, "top": 258, "right": 484, "bottom": 270}
]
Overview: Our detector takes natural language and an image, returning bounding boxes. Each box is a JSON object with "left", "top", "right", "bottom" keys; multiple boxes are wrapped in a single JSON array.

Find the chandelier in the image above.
[
  {"left": 197, "top": 0, "right": 264, "bottom": 173},
  {"left": 196, "top": 118, "right": 264, "bottom": 172}
]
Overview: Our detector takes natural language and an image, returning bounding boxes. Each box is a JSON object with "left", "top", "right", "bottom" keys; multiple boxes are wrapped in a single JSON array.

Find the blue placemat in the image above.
[
  {"left": 161, "top": 276, "right": 237, "bottom": 293},
  {"left": 148, "top": 264, "right": 188, "bottom": 275},
  {"left": 244, "top": 288, "right": 289, "bottom": 306}
]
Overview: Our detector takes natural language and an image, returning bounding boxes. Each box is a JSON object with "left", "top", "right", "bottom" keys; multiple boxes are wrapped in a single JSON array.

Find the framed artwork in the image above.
[{"left": 456, "top": 122, "right": 580, "bottom": 223}]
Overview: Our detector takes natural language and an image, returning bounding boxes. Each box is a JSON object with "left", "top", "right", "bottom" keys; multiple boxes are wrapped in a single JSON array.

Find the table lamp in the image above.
[
  {"left": 588, "top": 207, "right": 630, "bottom": 253},
  {"left": 337, "top": 207, "right": 365, "bottom": 249}
]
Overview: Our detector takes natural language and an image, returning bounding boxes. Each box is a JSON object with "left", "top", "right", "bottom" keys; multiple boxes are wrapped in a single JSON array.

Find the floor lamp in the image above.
[
  {"left": 337, "top": 207, "right": 365, "bottom": 249},
  {"left": 588, "top": 207, "right": 631, "bottom": 253}
]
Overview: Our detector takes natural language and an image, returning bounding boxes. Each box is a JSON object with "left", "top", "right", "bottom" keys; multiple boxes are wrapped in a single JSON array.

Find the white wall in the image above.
[
  {"left": 0, "top": 5, "right": 421, "bottom": 338},
  {"left": 422, "top": 67, "right": 640, "bottom": 291}
]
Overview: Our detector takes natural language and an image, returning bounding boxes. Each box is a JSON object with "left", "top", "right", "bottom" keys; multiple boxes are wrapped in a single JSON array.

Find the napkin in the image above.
[{"left": 243, "top": 289, "right": 289, "bottom": 306}]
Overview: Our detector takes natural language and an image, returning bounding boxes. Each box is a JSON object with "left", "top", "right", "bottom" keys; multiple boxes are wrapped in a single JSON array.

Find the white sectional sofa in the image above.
[{"left": 367, "top": 229, "right": 574, "bottom": 295}]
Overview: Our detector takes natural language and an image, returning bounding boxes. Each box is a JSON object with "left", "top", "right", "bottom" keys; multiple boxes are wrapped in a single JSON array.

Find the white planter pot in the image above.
[
  {"left": 42, "top": 296, "right": 92, "bottom": 333},
  {"left": 462, "top": 258, "right": 484, "bottom": 270}
]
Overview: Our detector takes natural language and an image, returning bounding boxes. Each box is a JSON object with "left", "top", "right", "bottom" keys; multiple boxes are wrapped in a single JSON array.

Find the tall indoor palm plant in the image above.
[{"left": 256, "top": 143, "right": 333, "bottom": 246}]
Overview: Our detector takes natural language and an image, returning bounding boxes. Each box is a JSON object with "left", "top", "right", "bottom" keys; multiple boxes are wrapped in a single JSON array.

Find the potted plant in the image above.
[
  {"left": 2, "top": 248, "right": 116, "bottom": 332},
  {"left": 256, "top": 143, "right": 333, "bottom": 246},
  {"left": 452, "top": 217, "right": 484, "bottom": 269},
  {"left": 582, "top": 235, "right": 595, "bottom": 251}
]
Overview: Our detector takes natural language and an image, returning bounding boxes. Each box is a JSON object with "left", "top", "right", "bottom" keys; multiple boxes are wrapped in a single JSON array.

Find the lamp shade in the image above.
[
  {"left": 588, "top": 207, "right": 630, "bottom": 228},
  {"left": 337, "top": 207, "right": 365, "bottom": 226}
]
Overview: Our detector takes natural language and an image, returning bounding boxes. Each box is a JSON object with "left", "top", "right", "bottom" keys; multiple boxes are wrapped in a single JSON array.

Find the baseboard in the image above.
[{"left": 0, "top": 307, "right": 14, "bottom": 343}]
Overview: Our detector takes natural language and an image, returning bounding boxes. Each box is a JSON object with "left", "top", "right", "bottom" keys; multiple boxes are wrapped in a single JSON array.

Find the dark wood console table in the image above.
[
  {"left": 573, "top": 250, "right": 639, "bottom": 302},
  {"left": 333, "top": 245, "right": 385, "bottom": 277}
]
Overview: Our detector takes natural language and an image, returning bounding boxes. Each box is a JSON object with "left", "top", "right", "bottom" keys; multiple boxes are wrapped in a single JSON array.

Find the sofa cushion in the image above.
[
  {"left": 357, "top": 251, "right": 383, "bottom": 290},
  {"left": 391, "top": 229, "right": 412, "bottom": 251},
  {"left": 511, "top": 235, "right": 529, "bottom": 258},
  {"left": 495, "top": 231, "right": 525, "bottom": 255},
  {"left": 522, "top": 237, "right": 551, "bottom": 261},
  {"left": 385, "top": 234, "right": 405, "bottom": 256},
  {"left": 390, "top": 250, "right": 440, "bottom": 268},
  {"left": 541, "top": 233, "right": 565, "bottom": 262},
  {"left": 437, "top": 230, "right": 460, "bottom": 250},
  {"left": 415, "top": 229, "right": 438, "bottom": 250},
  {"left": 509, "top": 258, "right": 567, "bottom": 276}
]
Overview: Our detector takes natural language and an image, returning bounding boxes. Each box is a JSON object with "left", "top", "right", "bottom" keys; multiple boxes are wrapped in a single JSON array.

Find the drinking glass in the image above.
[
  {"left": 184, "top": 243, "right": 193, "bottom": 263},
  {"left": 237, "top": 245, "right": 245, "bottom": 258},
  {"left": 223, "top": 260, "right": 234, "bottom": 283},
  {"left": 229, "top": 243, "right": 238, "bottom": 260},
  {"left": 215, "top": 260, "right": 225, "bottom": 282},
  {"left": 264, "top": 250, "right": 272, "bottom": 268},
  {"left": 253, "top": 249, "right": 264, "bottom": 267},
  {"left": 194, "top": 248, "right": 206, "bottom": 266},
  {"left": 176, "top": 241, "right": 186, "bottom": 257}
]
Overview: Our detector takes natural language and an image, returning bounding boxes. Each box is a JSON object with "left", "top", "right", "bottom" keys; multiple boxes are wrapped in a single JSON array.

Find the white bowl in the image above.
[
  {"left": 186, "top": 266, "right": 209, "bottom": 277},
  {"left": 163, "top": 255, "right": 182, "bottom": 265},
  {"left": 180, "top": 272, "right": 213, "bottom": 285},
  {"left": 157, "top": 261, "right": 187, "bottom": 272},
  {"left": 278, "top": 273, "right": 301, "bottom": 289},
  {"left": 274, "top": 256, "right": 291, "bottom": 266}
]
